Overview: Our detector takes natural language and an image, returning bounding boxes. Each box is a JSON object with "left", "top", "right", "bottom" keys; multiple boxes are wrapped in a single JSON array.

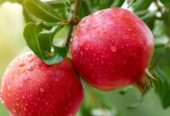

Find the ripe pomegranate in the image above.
[
  {"left": 0, "top": 52, "right": 84, "bottom": 116},
  {"left": 71, "top": 8, "right": 154, "bottom": 91}
]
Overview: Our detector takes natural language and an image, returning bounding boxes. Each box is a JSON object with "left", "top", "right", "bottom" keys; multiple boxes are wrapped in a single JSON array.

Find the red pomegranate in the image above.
[
  {"left": 71, "top": 8, "right": 154, "bottom": 91},
  {"left": 1, "top": 52, "right": 84, "bottom": 116}
]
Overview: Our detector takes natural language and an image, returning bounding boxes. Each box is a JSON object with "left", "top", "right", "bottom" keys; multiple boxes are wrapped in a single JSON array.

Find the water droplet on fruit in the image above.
[
  {"left": 24, "top": 107, "right": 27, "bottom": 111},
  {"left": 8, "top": 86, "right": 11, "bottom": 91},
  {"left": 128, "top": 28, "right": 132, "bottom": 31},
  {"left": 45, "top": 102, "right": 49, "bottom": 105},
  {"left": 28, "top": 58, "right": 33, "bottom": 63},
  {"left": 19, "top": 63, "right": 25, "bottom": 67},
  {"left": 7, "top": 93, "right": 10, "bottom": 97},
  {"left": 27, "top": 53, "right": 33, "bottom": 57},
  {"left": 85, "top": 44, "right": 90, "bottom": 50},
  {"left": 123, "top": 60, "right": 127, "bottom": 65},
  {"left": 12, "top": 108, "right": 16, "bottom": 113},
  {"left": 40, "top": 88, "right": 44, "bottom": 92},
  {"left": 28, "top": 66, "right": 33, "bottom": 71},
  {"left": 55, "top": 78, "right": 59, "bottom": 82},
  {"left": 111, "top": 46, "right": 117, "bottom": 53},
  {"left": 69, "top": 102, "right": 72, "bottom": 106},
  {"left": 80, "top": 51, "right": 83, "bottom": 56},
  {"left": 16, "top": 103, "right": 19, "bottom": 106},
  {"left": 22, "top": 96, "right": 26, "bottom": 100}
]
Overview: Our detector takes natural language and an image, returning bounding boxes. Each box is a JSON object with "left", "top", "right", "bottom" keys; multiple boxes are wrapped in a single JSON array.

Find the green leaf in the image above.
[
  {"left": 132, "top": 0, "right": 153, "bottom": 11},
  {"left": 44, "top": 46, "right": 69, "bottom": 65},
  {"left": 79, "top": 0, "right": 91, "bottom": 18},
  {"left": 151, "top": 47, "right": 170, "bottom": 108},
  {"left": 127, "top": 0, "right": 137, "bottom": 8},
  {"left": 160, "top": 0, "right": 170, "bottom": 7},
  {"left": 99, "top": 0, "right": 110, "bottom": 10},
  {"left": 24, "top": 22, "right": 67, "bottom": 65},
  {"left": 23, "top": 0, "right": 66, "bottom": 24},
  {"left": 140, "top": 11, "right": 156, "bottom": 30},
  {"left": 45, "top": 0, "right": 66, "bottom": 8},
  {"left": 24, "top": 23, "right": 43, "bottom": 59},
  {"left": 111, "top": 0, "right": 125, "bottom": 7},
  {"left": 163, "top": 9, "right": 170, "bottom": 37}
]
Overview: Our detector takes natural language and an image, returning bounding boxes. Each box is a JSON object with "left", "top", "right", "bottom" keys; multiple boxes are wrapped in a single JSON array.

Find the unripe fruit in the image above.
[
  {"left": 1, "top": 52, "right": 84, "bottom": 116},
  {"left": 71, "top": 8, "right": 154, "bottom": 91}
]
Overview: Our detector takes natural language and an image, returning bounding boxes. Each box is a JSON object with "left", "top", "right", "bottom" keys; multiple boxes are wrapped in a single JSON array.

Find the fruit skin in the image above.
[
  {"left": 71, "top": 8, "right": 154, "bottom": 91},
  {"left": 0, "top": 52, "right": 84, "bottom": 116}
]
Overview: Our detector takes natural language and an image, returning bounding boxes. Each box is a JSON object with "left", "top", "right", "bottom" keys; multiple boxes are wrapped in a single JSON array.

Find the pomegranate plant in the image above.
[{"left": 0, "top": 0, "right": 170, "bottom": 116}]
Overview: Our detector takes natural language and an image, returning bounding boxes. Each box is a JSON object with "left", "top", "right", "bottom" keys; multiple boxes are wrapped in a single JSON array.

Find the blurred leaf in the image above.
[
  {"left": 23, "top": 0, "right": 66, "bottom": 24},
  {"left": 0, "top": 0, "right": 23, "bottom": 4},
  {"left": 79, "top": 0, "right": 91, "bottom": 18},
  {"left": 163, "top": 9, "right": 170, "bottom": 37},
  {"left": 24, "top": 22, "right": 68, "bottom": 65},
  {"left": 151, "top": 47, "right": 170, "bottom": 108},
  {"left": 45, "top": 0, "right": 66, "bottom": 8},
  {"left": 23, "top": 8, "right": 37, "bottom": 23},
  {"left": 99, "top": 0, "right": 111, "bottom": 10},
  {"left": 127, "top": 0, "right": 137, "bottom": 8},
  {"left": 0, "top": 0, "right": 5, "bottom": 5},
  {"left": 111, "top": 0, "right": 125, "bottom": 7},
  {"left": 141, "top": 11, "right": 156, "bottom": 30},
  {"left": 160, "top": 0, "right": 170, "bottom": 7},
  {"left": 132, "top": 0, "right": 153, "bottom": 11}
]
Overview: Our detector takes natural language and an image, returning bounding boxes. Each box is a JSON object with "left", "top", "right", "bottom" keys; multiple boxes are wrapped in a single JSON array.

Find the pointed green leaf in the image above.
[
  {"left": 23, "top": 0, "right": 65, "bottom": 24},
  {"left": 132, "top": 0, "right": 153, "bottom": 11},
  {"left": 24, "top": 22, "right": 67, "bottom": 65},
  {"left": 151, "top": 47, "right": 170, "bottom": 108},
  {"left": 160, "top": 0, "right": 170, "bottom": 7},
  {"left": 24, "top": 23, "right": 44, "bottom": 59}
]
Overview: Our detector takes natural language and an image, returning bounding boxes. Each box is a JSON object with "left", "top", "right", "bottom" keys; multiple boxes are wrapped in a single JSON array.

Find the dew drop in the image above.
[
  {"left": 22, "top": 96, "right": 26, "bottom": 100},
  {"left": 111, "top": 46, "right": 117, "bottom": 53},
  {"left": 19, "top": 63, "right": 25, "bottom": 67},
  {"left": 8, "top": 86, "right": 11, "bottom": 91},
  {"left": 27, "top": 53, "right": 33, "bottom": 57},
  {"left": 40, "top": 88, "right": 44, "bottom": 92},
  {"left": 80, "top": 51, "right": 83, "bottom": 56},
  {"left": 69, "top": 102, "right": 72, "bottom": 106},
  {"left": 24, "top": 107, "right": 27, "bottom": 111},
  {"left": 28, "top": 58, "right": 33, "bottom": 63},
  {"left": 7, "top": 93, "right": 10, "bottom": 97},
  {"left": 45, "top": 102, "right": 49, "bottom": 105},
  {"left": 16, "top": 103, "right": 19, "bottom": 106},
  {"left": 12, "top": 108, "right": 16, "bottom": 113},
  {"left": 28, "top": 67, "right": 33, "bottom": 71},
  {"left": 128, "top": 28, "right": 132, "bottom": 31}
]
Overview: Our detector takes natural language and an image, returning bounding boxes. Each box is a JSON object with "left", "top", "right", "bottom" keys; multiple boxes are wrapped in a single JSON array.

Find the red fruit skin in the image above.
[
  {"left": 1, "top": 52, "right": 84, "bottom": 116},
  {"left": 71, "top": 8, "right": 154, "bottom": 90}
]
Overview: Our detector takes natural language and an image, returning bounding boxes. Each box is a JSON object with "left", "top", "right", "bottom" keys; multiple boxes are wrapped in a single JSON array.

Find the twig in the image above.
[{"left": 65, "top": 0, "right": 82, "bottom": 47}]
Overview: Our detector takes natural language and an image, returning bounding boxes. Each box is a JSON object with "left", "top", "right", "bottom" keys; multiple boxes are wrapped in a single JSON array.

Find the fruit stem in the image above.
[
  {"left": 135, "top": 69, "right": 157, "bottom": 95},
  {"left": 65, "top": 0, "right": 82, "bottom": 47}
]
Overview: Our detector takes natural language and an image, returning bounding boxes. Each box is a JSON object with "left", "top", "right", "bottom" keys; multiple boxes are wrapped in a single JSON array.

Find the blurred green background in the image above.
[{"left": 1, "top": 1, "right": 170, "bottom": 116}]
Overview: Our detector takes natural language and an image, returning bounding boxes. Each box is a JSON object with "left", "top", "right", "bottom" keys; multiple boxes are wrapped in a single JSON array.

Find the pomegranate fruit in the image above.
[
  {"left": 0, "top": 52, "right": 84, "bottom": 116},
  {"left": 71, "top": 8, "right": 154, "bottom": 91}
]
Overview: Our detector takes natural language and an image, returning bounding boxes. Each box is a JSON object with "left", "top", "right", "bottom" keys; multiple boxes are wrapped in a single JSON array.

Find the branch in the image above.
[{"left": 65, "top": 0, "right": 82, "bottom": 47}]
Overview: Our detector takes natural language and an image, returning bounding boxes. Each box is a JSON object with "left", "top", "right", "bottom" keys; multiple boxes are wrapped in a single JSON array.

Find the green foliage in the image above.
[
  {"left": 151, "top": 47, "right": 170, "bottom": 108},
  {"left": 160, "top": 0, "right": 170, "bottom": 7},
  {"left": 24, "top": 22, "right": 68, "bottom": 65},
  {"left": 23, "top": 0, "right": 66, "bottom": 24}
]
